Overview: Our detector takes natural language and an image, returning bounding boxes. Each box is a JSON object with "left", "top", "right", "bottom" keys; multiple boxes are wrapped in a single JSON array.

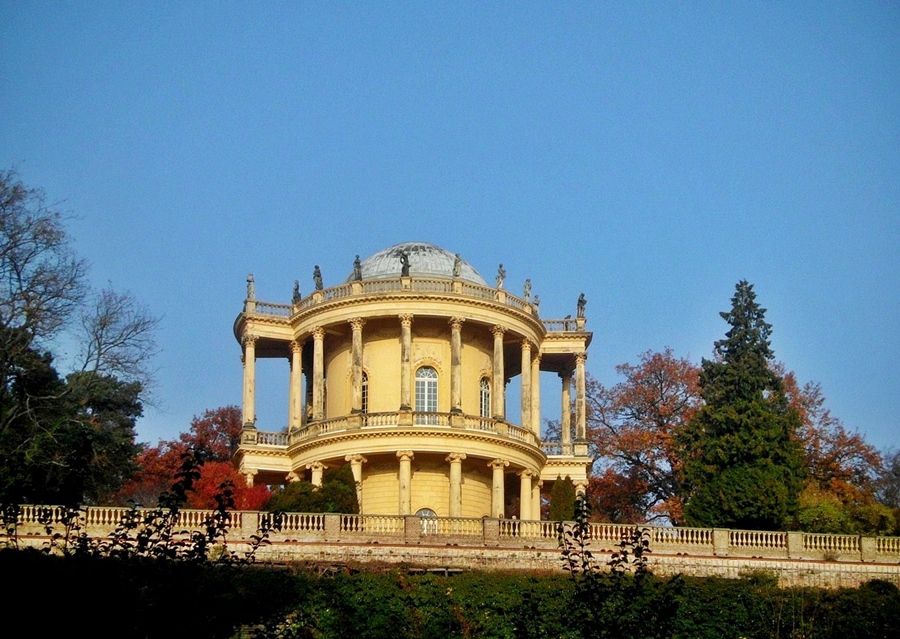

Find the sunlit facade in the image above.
[{"left": 233, "top": 242, "right": 592, "bottom": 519}]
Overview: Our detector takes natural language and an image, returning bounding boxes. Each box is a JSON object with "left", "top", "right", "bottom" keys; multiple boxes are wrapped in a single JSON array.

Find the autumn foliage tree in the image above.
[
  {"left": 116, "top": 405, "right": 268, "bottom": 510},
  {"left": 779, "top": 368, "right": 893, "bottom": 534},
  {"left": 577, "top": 349, "right": 700, "bottom": 524}
]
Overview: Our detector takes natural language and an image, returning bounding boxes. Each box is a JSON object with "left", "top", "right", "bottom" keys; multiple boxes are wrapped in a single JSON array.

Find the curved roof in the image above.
[{"left": 346, "top": 242, "right": 487, "bottom": 285}]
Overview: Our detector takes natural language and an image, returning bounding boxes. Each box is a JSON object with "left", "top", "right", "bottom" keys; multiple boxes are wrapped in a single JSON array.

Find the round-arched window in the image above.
[
  {"left": 416, "top": 507, "right": 438, "bottom": 534},
  {"left": 415, "top": 366, "right": 438, "bottom": 423}
]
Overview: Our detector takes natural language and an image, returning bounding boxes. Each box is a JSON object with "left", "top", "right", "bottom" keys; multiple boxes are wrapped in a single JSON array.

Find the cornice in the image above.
[
  {"left": 287, "top": 427, "right": 546, "bottom": 462},
  {"left": 288, "top": 292, "right": 546, "bottom": 337}
]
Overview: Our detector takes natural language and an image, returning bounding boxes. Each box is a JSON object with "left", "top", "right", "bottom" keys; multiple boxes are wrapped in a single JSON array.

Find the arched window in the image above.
[
  {"left": 361, "top": 371, "right": 368, "bottom": 414},
  {"left": 415, "top": 366, "right": 438, "bottom": 424},
  {"left": 480, "top": 378, "right": 491, "bottom": 419}
]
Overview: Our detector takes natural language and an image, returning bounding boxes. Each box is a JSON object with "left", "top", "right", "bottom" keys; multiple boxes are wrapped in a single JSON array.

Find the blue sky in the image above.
[{"left": 2, "top": 2, "right": 898, "bottom": 452}]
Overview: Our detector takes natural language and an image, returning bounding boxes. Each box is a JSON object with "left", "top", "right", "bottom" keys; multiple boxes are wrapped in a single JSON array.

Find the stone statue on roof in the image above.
[
  {"left": 292, "top": 279, "right": 301, "bottom": 304},
  {"left": 353, "top": 255, "right": 362, "bottom": 281},
  {"left": 400, "top": 251, "right": 410, "bottom": 277},
  {"left": 496, "top": 264, "right": 506, "bottom": 289},
  {"left": 452, "top": 253, "right": 462, "bottom": 278},
  {"left": 523, "top": 279, "right": 531, "bottom": 302},
  {"left": 313, "top": 265, "right": 323, "bottom": 290},
  {"left": 246, "top": 274, "right": 255, "bottom": 300},
  {"left": 577, "top": 293, "right": 586, "bottom": 318}
]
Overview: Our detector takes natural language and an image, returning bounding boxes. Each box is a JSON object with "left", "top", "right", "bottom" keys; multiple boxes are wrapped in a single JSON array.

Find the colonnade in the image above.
[
  {"left": 241, "top": 314, "right": 588, "bottom": 440},
  {"left": 299, "top": 450, "right": 553, "bottom": 520}
]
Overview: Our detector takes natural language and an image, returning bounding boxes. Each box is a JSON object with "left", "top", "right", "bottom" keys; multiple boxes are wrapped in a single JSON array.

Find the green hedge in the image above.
[{"left": 2, "top": 549, "right": 898, "bottom": 639}]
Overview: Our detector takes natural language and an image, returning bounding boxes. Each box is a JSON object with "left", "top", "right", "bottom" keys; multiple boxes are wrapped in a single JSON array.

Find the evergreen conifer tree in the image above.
[
  {"left": 678, "top": 280, "right": 803, "bottom": 530},
  {"left": 549, "top": 475, "right": 577, "bottom": 521}
]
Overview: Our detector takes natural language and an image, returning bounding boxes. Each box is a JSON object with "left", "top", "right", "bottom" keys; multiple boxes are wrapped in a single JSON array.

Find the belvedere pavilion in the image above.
[{"left": 233, "top": 242, "right": 592, "bottom": 520}]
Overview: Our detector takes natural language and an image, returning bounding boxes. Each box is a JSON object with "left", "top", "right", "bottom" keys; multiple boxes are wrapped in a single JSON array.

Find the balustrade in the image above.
[
  {"left": 804, "top": 533, "right": 860, "bottom": 554},
  {"left": 280, "top": 412, "right": 539, "bottom": 447},
  {"left": 253, "top": 302, "right": 292, "bottom": 317},
  {"left": 5, "top": 506, "right": 900, "bottom": 567},
  {"left": 730, "top": 530, "right": 787, "bottom": 550},
  {"left": 247, "top": 277, "right": 541, "bottom": 320}
]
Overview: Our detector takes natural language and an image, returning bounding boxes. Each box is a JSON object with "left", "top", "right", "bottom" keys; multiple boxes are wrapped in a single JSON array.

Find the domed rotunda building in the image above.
[{"left": 234, "top": 242, "right": 592, "bottom": 520}]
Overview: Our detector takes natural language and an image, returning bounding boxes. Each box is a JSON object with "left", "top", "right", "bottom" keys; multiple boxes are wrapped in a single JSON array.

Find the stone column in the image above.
[
  {"left": 531, "top": 353, "right": 541, "bottom": 436},
  {"left": 491, "top": 326, "right": 506, "bottom": 420},
  {"left": 345, "top": 454, "right": 367, "bottom": 511},
  {"left": 489, "top": 459, "right": 509, "bottom": 518},
  {"left": 520, "top": 340, "right": 532, "bottom": 432},
  {"left": 518, "top": 470, "right": 534, "bottom": 520},
  {"left": 241, "top": 335, "right": 258, "bottom": 426},
  {"left": 399, "top": 315, "right": 413, "bottom": 410},
  {"left": 575, "top": 480, "right": 589, "bottom": 496},
  {"left": 289, "top": 340, "right": 302, "bottom": 431},
  {"left": 397, "top": 451, "right": 414, "bottom": 515},
  {"left": 349, "top": 318, "right": 366, "bottom": 413},
  {"left": 449, "top": 317, "right": 465, "bottom": 413},
  {"left": 446, "top": 453, "right": 466, "bottom": 517},
  {"left": 575, "top": 352, "right": 587, "bottom": 441},
  {"left": 312, "top": 327, "right": 325, "bottom": 420},
  {"left": 307, "top": 461, "right": 325, "bottom": 487},
  {"left": 532, "top": 480, "right": 543, "bottom": 521},
  {"left": 560, "top": 371, "right": 572, "bottom": 453}
]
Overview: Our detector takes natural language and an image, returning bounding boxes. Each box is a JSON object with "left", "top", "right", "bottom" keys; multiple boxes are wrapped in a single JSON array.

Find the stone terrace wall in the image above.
[{"left": 7, "top": 506, "right": 900, "bottom": 589}]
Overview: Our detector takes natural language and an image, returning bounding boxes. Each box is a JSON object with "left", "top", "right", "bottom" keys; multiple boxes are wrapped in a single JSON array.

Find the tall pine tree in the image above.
[{"left": 678, "top": 280, "right": 803, "bottom": 530}]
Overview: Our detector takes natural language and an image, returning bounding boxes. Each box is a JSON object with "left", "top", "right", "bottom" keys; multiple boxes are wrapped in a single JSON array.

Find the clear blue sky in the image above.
[{"left": 2, "top": 2, "right": 897, "bottom": 452}]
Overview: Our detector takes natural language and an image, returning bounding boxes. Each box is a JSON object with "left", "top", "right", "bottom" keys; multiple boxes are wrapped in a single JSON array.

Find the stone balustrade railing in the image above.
[
  {"left": 243, "top": 277, "right": 585, "bottom": 333},
  {"left": 276, "top": 411, "right": 539, "bottom": 447},
  {"left": 7, "top": 506, "right": 900, "bottom": 565}
]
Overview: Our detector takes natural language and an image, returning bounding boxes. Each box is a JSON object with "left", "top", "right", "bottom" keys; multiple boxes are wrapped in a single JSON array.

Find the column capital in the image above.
[
  {"left": 345, "top": 453, "right": 368, "bottom": 465},
  {"left": 397, "top": 450, "right": 415, "bottom": 462},
  {"left": 445, "top": 452, "right": 467, "bottom": 464},
  {"left": 285, "top": 471, "right": 301, "bottom": 483},
  {"left": 518, "top": 469, "right": 535, "bottom": 479},
  {"left": 575, "top": 351, "right": 588, "bottom": 364},
  {"left": 242, "top": 334, "right": 258, "bottom": 347},
  {"left": 399, "top": 314, "right": 413, "bottom": 327},
  {"left": 558, "top": 369, "right": 573, "bottom": 380},
  {"left": 488, "top": 458, "right": 510, "bottom": 470},
  {"left": 306, "top": 461, "right": 326, "bottom": 472},
  {"left": 491, "top": 325, "right": 506, "bottom": 338},
  {"left": 449, "top": 316, "right": 466, "bottom": 331},
  {"left": 349, "top": 317, "right": 366, "bottom": 331},
  {"left": 290, "top": 339, "right": 302, "bottom": 354},
  {"left": 312, "top": 326, "right": 325, "bottom": 340},
  {"left": 520, "top": 339, "right": 535, "bottom": 352}
]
